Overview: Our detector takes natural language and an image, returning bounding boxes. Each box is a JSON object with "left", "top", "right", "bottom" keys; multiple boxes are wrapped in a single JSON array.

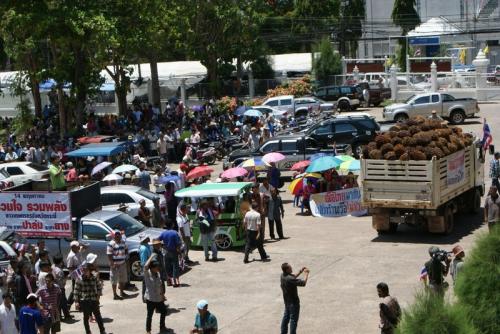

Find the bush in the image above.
[
  {"left": 216, "top": 96, "right": 237, "bottom": 114},
  {"left": 454, "top": 227, "right": 500, "bottom": 334},
  {"left": 11, "top": 98, "right": 34, "bottom": 139},
  {"left": 396, "top": 291, "right": 477, "bottom": 334}
]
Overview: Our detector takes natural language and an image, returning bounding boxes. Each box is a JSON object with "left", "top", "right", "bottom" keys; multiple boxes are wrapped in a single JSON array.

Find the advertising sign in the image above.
[
  {"left": 0, "top": 192, "right": 72, "bottom": 237},
  {"left": 310, "top": 188, "right": 367, "bottom": 218},
  {"left": 446, "top": 150, "right": 465, "bottom": 186}
]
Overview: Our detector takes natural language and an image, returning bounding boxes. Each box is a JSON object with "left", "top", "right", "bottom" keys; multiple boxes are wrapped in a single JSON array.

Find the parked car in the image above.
[
  {"left": 355, "top": 82, "right": 391, "bottom": 107},
  {"left": 0, "top": 162, "right": 49, "bottom": 186},
  {"left": 0, "top": 227, "right": 27, "bottom": 271},
  {"left": 40, "top": 210, "right": 164, "bottom": 280},
  {"left": 101, "top": 185, "right": 166, "bottom": 218},
  {"left": 313, "top": 85, "right": 361, "bottom": 112},
  {"left": 224, "top": 135, "right": 351, "bottom": 171},
  {"left": 305, "top": 113, "right": 380, "bottom": 157},
  {"left": 383, "top": 93, "right": 480, "bottom": 124},
  {"left": 262, "top": 95, "right": 295, "bottom": 114},
  {"left": 294, "top": 97, "right": 336, "bottom": 117}
]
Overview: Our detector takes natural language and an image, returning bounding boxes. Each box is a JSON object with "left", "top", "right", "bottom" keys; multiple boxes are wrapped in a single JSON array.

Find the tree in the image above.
[
  {"left": 391, "top": 0, "right": 420, "bottom": 70},
  {"left": 313, "top": 37, "right": 342, "bottom": 85},
  {"left": 339, "top": 0, "right": 365, "bottom": 57},
  {"left": 454, "top": 227, "right": 500, "bottom": 334}
]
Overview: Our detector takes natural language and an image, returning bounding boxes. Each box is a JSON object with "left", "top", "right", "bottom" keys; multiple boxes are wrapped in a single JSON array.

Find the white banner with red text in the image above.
[
  {"left": 310, "top": 188, "right": 367, "bottom": 218},
  {"left": 0, "top": 192, "right": 72, "bottom": 237}
]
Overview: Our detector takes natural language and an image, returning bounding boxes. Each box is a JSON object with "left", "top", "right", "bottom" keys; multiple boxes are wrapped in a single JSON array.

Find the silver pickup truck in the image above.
[{"left": 383, "top": 93, "right": 479, "bottom": 124}]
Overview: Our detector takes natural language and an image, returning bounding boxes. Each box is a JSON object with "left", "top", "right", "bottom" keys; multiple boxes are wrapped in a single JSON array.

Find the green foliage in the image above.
[
  {"left": 396, "top": 291, "right": 477, "bottom": 334},
  {"left": 339, "top": 0, "right": 365, "bottom": 57},
  {"left": 313, "top": 38, "right": 342, "bottom": 84},
  {"left": 391, "top": 0, "right": 420, "bottom": 70},
  {"left": 11, "top": 98, "right": 34, "bottom": 138},
  {"left": 251, "top": 56, "right": 274, "bottom": 79},
  {"left": 454, "top": 227, "right": 500, "bottom": 334}
]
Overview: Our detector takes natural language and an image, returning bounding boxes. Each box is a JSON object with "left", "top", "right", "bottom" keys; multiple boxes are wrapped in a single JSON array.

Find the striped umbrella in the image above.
[{"left": 238, "top": 158, "right": 270, "bottom": 171}]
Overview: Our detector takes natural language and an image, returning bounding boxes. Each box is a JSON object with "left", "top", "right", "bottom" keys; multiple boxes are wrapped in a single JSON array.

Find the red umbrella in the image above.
[
  {"left": 290, "top": 160, "right": 310, "bottom": 171},
  {"left": 187, "top": 166, "right": 214, "bottom": 180}
]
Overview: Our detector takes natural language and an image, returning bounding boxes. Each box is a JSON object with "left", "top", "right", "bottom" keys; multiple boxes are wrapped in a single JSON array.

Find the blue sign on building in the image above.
[{"left": 409, "top": 36, "right": 440, "bottom": 45}]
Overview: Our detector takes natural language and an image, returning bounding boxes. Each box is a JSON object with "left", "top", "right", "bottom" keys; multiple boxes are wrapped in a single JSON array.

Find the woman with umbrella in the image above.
[{"left": 302, "top": 179, "right": 317, "bottom": 215}]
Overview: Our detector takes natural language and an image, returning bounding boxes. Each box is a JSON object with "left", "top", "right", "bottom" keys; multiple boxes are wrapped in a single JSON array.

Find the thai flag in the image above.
[
  {"left": 482, "top": 119, "right": 493, "bottom": 150},
  {"left": 70, "top": 265, "right": 83, "bottom": 281},
  {"left": 13, "top": 243, "right": 28, "bottom": 252},
  {"left": 419, "top": 266, "right": 428, "bottom": 281}
]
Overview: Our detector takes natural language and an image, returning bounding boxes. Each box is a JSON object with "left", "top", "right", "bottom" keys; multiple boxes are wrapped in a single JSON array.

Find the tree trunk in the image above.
[
  {"left": 149, "top": 56, "right": 161, "bottom": 107},
  {"left": 206, "top": 56, "right": 219, "bottom": 98},
  {"left": 57, "top": 86, "right": 66, "bottom": 138},
  {"left": 30, "top": 79, "right": 42, "bottom": 119}
]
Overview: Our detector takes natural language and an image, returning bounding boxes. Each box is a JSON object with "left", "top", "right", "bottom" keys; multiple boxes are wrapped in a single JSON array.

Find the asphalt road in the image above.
[{"left": 60, "top": 104, "right": 497, "bottom": 334}]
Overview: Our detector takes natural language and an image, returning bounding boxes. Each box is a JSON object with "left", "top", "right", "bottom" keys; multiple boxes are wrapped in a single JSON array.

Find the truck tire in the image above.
[
  {"left": 129, "top": 254, "right": 142, "bottom": 281},
  {"left": 394, "top": 113, "right": 408, "bottom": 123},
  {"left": 470, "top": 188, "right": 481, "bottom": 214},
  {"left": 444, "top": 206, "right": 454, "bottom": 235},
  {"left": 449, "top": 110, "right": 465, "bottom": 125}
]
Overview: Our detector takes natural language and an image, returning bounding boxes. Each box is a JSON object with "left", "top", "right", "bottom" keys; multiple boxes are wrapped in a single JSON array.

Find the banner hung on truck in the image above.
[
  {"left": 447, "top": 150, "right": 465, "bottom": 186},
  {"left": 310, "top": 188, "right": 367, "bottom": 218},
  {"left": 0, "top": 192, "right": 72, "bottom": 237}
]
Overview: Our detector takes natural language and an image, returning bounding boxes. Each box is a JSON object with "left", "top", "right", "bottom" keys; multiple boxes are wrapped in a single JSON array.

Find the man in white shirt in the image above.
[
  {"left": 243, "top": 202, "right": 269, "bottom": 264},
  {"left": 67, "top": 241, "right": 84, "bottom": 308},
  {"left": 164, "top": 129, "right": 175, "bottom": 163},
  {"left": 484, "top": 186, "right": 500, "bottom": 231},
  {"left": 157, "top": 133, "right": 167, "bottom": 160},
  {"left": 177, "top": 204, "right": 193, "bottom": 264},
  {"left": 0, "top": 294, "right": 17, "bottom": 334},
  {"left": 4, "top": 147, "right": 18, "bottom": 162}
]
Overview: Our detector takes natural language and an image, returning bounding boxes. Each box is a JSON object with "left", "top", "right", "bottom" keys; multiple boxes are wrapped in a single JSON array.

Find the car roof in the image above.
[
  {"left": 101, "top": 185, "right": 141, "bottom": 192},
  {"left": 264, "top": 134, "right": 311, "bottom": 141},
  {"left": 0, "top": 162, "right": 32, "bottom": 167},
  {"left": 264, "top": 95, "right": 294, "bottom": 101},
  {"left": 82, "top": 210, "right": 123, "bottom": 221}
]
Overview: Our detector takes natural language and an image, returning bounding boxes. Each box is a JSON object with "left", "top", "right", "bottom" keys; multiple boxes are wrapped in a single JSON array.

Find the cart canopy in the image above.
[
  {"left": 175, "top": 182, "right": 253, "bottom": 198},
  {"left": 66, "top": 142, "right": 127, "bottom": 157}
]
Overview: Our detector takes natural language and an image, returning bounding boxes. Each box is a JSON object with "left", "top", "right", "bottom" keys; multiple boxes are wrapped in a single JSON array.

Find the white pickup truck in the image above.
[
  {"left": 383, "top": 93, "right": 479, "bottom": 124},
  {"left": 361, "top": 141, "right": 484, "bottom": 234}
]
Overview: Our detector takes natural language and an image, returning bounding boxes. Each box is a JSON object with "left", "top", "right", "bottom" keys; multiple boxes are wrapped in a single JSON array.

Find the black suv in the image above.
[
  {"left": 313, "top": 85, "right": 362, "bottom": 111},
  {"left": 305, "top": 114, "right": 380, "bottom": 157}
]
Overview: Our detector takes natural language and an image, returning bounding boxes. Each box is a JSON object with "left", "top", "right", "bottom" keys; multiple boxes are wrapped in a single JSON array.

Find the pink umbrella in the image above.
[
  {"left": 221, "top": 167, "right": 248, "bottom": 179},
  {"left": 290, "top": 160, "right": 310, "bottom": 171},
  {"left": 262, "top": 152, "right": 285, "bottom": 164}
]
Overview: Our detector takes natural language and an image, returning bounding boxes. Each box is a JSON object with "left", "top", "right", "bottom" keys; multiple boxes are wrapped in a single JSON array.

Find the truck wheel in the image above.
[
  {"left": 129, "top": 254, "right": 142, "bottom": 281},
  {"left": 394, "top": 113, "right": 408, "bottom": 123},
  {"left": 214, "top": 234, "right": 232, "bottom": 250},
  {"left": 389, "top": 222, "right": 398, "bottom": 233},
  {"left": 449, "top": 110, "right": 465, "bottom": 125},
  {"left": 470, "top": 188, "right": 481, "bottom": 214},
  {"left": 338, "top": 101, "right": 350, "bottom": 112},
  {"left": 444, "top": 206, "right": 454, "bottom": 235}
]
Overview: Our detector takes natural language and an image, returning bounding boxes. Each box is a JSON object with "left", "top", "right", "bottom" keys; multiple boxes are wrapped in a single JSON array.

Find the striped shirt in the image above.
[
  {"left": 107, "top": 240, "right": 128, "bottom": 265},
  {"left": 37, "top": 285, "right": 62, "bottom": 320}
]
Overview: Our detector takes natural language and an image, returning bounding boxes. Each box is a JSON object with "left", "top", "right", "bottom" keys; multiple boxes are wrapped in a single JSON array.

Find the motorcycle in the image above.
[{"left": 184, "top": 143, "right": 217, "bottom": 165}]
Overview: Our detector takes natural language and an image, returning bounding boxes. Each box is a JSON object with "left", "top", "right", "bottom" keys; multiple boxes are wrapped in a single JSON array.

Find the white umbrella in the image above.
[
  {"left": 112, "top": 164, "right": 138, "bottom": 174},
  {"left": 103, "top": 174, "right": 123, "bottom": 182},
  {"left": 91, "top": 161, "right": 113, "bottom": 176}
]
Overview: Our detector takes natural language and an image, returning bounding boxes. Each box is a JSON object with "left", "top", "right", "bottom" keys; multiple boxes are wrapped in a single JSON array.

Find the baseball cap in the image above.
[
  {"left": 70, "top": 241, "right": 80, "bottom": 248},
  {"left": 26, "top": 293, "right": 38, "bottom": 302},
  {"left": 197, "top": 300, "right": 208, "bottom": 309}
]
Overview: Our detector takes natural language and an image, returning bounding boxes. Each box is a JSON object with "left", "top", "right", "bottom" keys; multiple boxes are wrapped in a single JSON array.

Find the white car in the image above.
[
  {"left": 100, "top": 185, "right": 166, "bottom": 219},
  {"left": 0, "top": 162, "right": 49, "bottom": 186},
  {"left": 262, "top": 95, "right": 295, "bottom": 114},
  {"left": 252, "top": 105, "right": 289, "bottom": 120}
]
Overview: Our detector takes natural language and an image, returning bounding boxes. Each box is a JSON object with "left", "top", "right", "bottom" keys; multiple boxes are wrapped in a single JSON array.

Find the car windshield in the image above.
[
  {"left": 404, "top": 95, "right": 416, "bottom": 103},
  {"left": 137, "top": 189, "right": 159, "bottom": 201},
  {"left": 0, "top": 169, "right": 9, "bottom": 180},
  {"left": 105, "top": 214, "right": 145, "bottom": 237}
]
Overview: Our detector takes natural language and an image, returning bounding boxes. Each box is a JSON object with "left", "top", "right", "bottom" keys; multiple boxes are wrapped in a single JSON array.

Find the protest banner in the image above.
[
  {"left": 310, "top": 188, "right": 367, "bottom": 218},
  {"left": 446, "top": 150, "right": 465, "bottom": 186},
  {"left": 0, "top": 192, "right": 72, "bottom": 237}
]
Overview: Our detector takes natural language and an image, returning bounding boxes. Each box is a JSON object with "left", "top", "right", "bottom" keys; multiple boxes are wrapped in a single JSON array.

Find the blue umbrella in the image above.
[
  {"left": 244, "top": 109, "right": 263, "bottom": 118},
  {"left": 234, "top": 105, "right": 248, "bottom": 116},
  {"left": 39, "top": 79, "right": 57, "bottom": 90},
  {"left": 159, "top": 175, "right": 180, "bottom": 184},
  {"left": 306, "top": 156, "right": 341, "bottom": 173},
  {"left": 309, "top": 153, "right": 328, "bottom": 161}
]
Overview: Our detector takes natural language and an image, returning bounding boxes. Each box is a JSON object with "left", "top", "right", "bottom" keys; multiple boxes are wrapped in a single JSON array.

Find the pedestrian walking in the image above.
[
  {"left": 189, "top": 300, "right": 218, "bottom": 334},
  {"left": 66, "top": 241, "right": 85, "bottom": 309},
  {"left": 19, "top": 294, "right": 43, "bottom": 334},
  {"left": 484, "top": 186, "right": 500, "bottom": 231},
  {"left": 243, "top": 202, "right": 269, "bottom": 264},
  {"left": 0, "top": 294, "right": 17, "bottom": 334},
  {"left": 158, "top": 228, "right": 181, "bottom": 287},
  {"left": 177, "top": 204, "right": 193, "bottom": 264},
  {"left": 280, "top": 263, "right": 309, "bottom": 334},
  {"left": 197, "top": 200, "right": 218, "bottom": 262},
  {"left": 377, "top": 282, "right": 401, "bottom": 334},
  {"left": 489, "top": 152, "right": 500, "bottom": 190},
  {"left": 106, "top": 230, "right": 128, "bottom": 300},
  {"left": 36, "top": 273, "right": 62, "bottom": 334},
  {"left": 268, "top": 188, "right": 285, "bottom": 240},
  {"left": 423, "top": 246, "right": 450, "bottom": 296},
  {"left": 139, "top": 234, "right": 152, "bottom": 303},
  {"left": 143, "top": 254, "right": 168, "bottom": 334},
  {"left": 74, "top": 263, "right": 106, "bottom": 334},
  {"left": 52, "top": 255, "right": 71, "bottom": 321}
]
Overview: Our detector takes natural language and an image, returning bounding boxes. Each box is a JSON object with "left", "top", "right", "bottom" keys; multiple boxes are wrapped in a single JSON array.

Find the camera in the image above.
[{"left": 432, "top": 249, "right": 450, "bottom": 262}]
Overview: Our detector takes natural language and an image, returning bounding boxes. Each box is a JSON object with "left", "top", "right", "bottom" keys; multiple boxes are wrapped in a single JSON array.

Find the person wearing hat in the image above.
[
  {"left": 450, "top": 245, "right": 465, "bottom": 285},
  {"left": 19, "top": 293, "right": 44, "bottom": 334},
  {"left": 138, "top": 199, "right": 152, "bottom": 227},
  {"left": 247, "top": 127, "right": 261, "bottom": 150},
  {"left": 65, "top": 161, "right": 78, "bottom": 182},
  {"left": 428, "top": 110, "right": 442, "bottom": 120},
  {"left": 74, "top": 262, "right": 106, "bottom": 334},
  {"left": 143, "top": 254, "right": 168, "bottom": 334},
  {"left": 106, "top": 230, "right": 128, "bottom": 300},
  {"left": 118, "top": 203, "right": 129, "bottom": 213},
  {"left": 67, "top": 240, "right": 85, "bottom": 309},
  {"left": 36, "top": 261, "right": 52, "bottom": 289},
  {"left": 36, "top": 273, "right": 62, "bottom": 333},
  {"left": 190, "top": 299, "right": 218, "bottom": 334}
]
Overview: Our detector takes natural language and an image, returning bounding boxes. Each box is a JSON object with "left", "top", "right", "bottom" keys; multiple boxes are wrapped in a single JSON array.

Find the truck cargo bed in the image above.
[{"left": 361, "top": 145, "right": 476, "bottom": 210}]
